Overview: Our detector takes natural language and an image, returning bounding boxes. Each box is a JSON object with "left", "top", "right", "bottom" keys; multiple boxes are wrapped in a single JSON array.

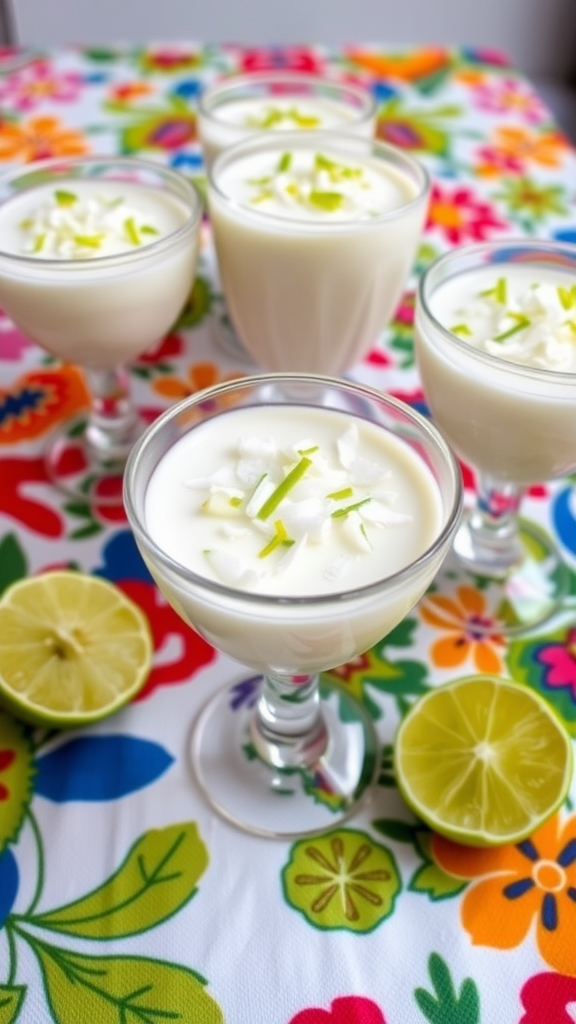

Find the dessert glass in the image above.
[
  {"left": 208, "top": 131, "right": 429, "bottom": 374},
  {"left": 124, "top": 373, "right": 462, "bottom": 838},
  {"left": 0, "top": 156, "right": 202, "bottom": 505},
  {"left": 198, "top": 70, "right": 377, "bottom": 171},
  {"left": 415, "top": 239, "right": 576, "bottom": 633}
]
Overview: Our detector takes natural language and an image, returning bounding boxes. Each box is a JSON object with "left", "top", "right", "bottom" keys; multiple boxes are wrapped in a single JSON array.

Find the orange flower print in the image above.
[
  {"left": 476, "top": 125, "right": 569, "bottom": 178},
  {"left": 432, "top": 813, "right": 576, "bottom": 975},
  {"left": 152, "top": 360, "right": 244, "bottom": 403},
  {"left": 420, "top": 585, "right": 505, "bottom": 673},
  {"left": 0, "top": 114, "right": 89, "bottom": 163}
]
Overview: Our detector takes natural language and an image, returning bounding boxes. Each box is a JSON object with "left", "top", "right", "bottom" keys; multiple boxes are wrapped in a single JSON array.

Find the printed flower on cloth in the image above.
[
  {"left": 419, "top": 584, "right": 505, "bottom": 672},
  {"left": 432, "top": 813, "right": 576, "bottom": 975},
  {"left": 425, "top": 181, "right": 508, "bottom": 244},
  {"left": 0, "top": 114, "right": 89, "bottom": 162}
]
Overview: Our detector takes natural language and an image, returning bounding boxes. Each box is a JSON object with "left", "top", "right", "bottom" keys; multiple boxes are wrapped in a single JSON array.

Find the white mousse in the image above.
[
  {"left": 0, "top": 178, "right": 199, "bottom": 370},
  {"left": 142, "top": 404, "right": 445, "bottom": 674},
  {"left": 415, "top": 263, "right": 576, "bottom": 484},
  {"left": 209, "top": 142, "right": 427, "bottom": 373}
]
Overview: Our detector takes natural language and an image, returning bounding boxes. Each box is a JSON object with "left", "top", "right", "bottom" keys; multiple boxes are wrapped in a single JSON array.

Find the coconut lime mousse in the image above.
[
  {"left": 208, "top": 132, "right": 429, "bottom": 373},
  {"left": 0, "top": 177, "right": 197, "bottom": 370},
  {"left": 415, "top": 240, "right": 576, "bottom": 633},
  {"left": 125, "top": 375, "right": 462, "bottom": 837}
]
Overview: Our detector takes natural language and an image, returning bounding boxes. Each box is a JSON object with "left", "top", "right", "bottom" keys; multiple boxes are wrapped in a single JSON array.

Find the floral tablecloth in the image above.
[{"left": 2, "top": 42, "right": 576, "bottom": 1024}]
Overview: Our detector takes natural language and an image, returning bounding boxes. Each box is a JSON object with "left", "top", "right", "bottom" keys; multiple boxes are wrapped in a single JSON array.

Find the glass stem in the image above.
[
  {"left": 84, "top": 367, "right": 140, "bottom": 465},
  {"left": 454, "top": 472, "right": 525, "bottom": 576},
  {"left": 250, "top": 672, "right": 329, "bottom": 770}
]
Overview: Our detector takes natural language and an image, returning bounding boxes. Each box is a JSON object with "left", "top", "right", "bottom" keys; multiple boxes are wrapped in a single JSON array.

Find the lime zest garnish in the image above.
[
  {"left": 493, "top": 314, "right": 531, "bottom": 342},
  {"left": 332, "top": 497, "right": 371, "bottom": 519},
  {"left": 564, "top": 319, "right": 576, "bottom": 335},
  {"left": 73, "top": 234, "right": 104, "bottom": 249},
  {"left": 480, "top": 277, "right": 508, "bottom": 304},
  {"left": 298, "top": 445, "right": 319, "bottom": 455},
  {"left": 140, "top": 224, "right": 159, "bottom": 235},
  {"left": 19, "top": 217, "right": 33, "bottom": 229},
  {"left": 257, "top": 457, "right": 312, "bottom": 520},
  {"left": 277, "top": 151, "right": 292, "bottom": 174},
  {"left": 250, "top": 190, "right": 274, "bottom": 205},
  {"left": 248, "top": 175, "right": 273, "bottom": 187},
  {"left": 309, "top": 190, "right": 344, "bottom": 212},
  {"left": 124, "top": 217, "right": 141, "bottom": 245},
  {"left": 54, "top": 189, "right": 78, "bottom": 207},
  {"left": 258, "top": 519, "right": 294, "bottom": 559},
  {"left": 229, "top": 496, "right": 243, "bottom": 508},
  {"left": 327, "top": 487, "right": 354, "bottom": 500},
  {"left": 31, "top": 233, "right": 46, "bottom": 254},
  {"left": 558, "top": 284, "right": 576, "bottom": 310},
  {"left": 451, "top": 323, "right": 472, "bottom": 337},
  {"left": 315, "top": 153, "right": 363, "bottom": 182}
]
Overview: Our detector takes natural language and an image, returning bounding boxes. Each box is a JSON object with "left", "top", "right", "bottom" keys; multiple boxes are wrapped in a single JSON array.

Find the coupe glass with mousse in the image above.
[
  {"left": 415, "top": 239, "right": 576, "bottom": 632},
  {"left": 0, "top": 156, "right": 202, "bottom": 504},
  {"left": 124, "top": 374, "right": 462, "bottom": 838}
]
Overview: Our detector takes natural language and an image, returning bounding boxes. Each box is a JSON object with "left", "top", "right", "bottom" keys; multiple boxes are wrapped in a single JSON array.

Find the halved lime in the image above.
[
  {"left": 0, "top": 571, "right": 152, "bottom": 727},
  {"left": 394, "top": 674, "right": 573, "bottom": 847}
]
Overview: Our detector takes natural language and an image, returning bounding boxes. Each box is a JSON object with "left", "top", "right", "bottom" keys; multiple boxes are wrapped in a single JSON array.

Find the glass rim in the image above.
[
  {"left": 197, "top": 69, "right": 377, "bottom": 125},
  {"left": 417, "top": 238, "right": 576, "bottom": 384},
  {"left": 0, "top": 154, "right": 203, "bottom": 268},
  {"left": 123, "top": 372, "right": 463, "bottom": 609},
  {"left": 208, "top": 130, "right": 430, "bottom": 233}
]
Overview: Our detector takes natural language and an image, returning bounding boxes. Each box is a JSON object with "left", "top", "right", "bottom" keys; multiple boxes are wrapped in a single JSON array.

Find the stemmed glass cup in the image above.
[
  {"left": 124, "top": 373, "right": 462, "bottom": 838},
  {"left": 0, "top": 156, "right": 202, "bottom": 505},
  {"left": 207, "top": 131, "right": 429, "bottom": 374},
  {"left": 197, "top": 70, "right": 377, "bottom": 171},
  {"left": 414, "top": 240, "right": 576, "bottom": 633}
]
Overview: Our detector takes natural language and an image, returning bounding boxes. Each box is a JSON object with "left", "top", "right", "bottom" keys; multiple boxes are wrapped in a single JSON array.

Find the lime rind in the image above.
[
  {"left": 0, "top": 572, "right": 153, "bottom": 728},
  {"left": 394, "top": 674, "right": 573, "bottom": 848}
]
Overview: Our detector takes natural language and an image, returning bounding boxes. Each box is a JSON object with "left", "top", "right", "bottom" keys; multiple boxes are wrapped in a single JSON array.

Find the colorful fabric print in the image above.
[
  {"left": 491, "top": 175, "right": 569, "bottom": 230},
  {"left": 475, "top": 124, "right": 570, "bottom": 177},
  {"left": 0, "top": 59, "right": 84, "bottom": 111},
  {"left": 425, "top": 181, "right": 509, "bottom": 244},
  {"left": 238, "top": 47, "right": 326, "bottom": 74},
  {"left": 0, "top": 114, "right": 89, "bottom": 162},
  {"left": 152, "top": 360, "right": 245, "bottom": 403},
  {"left": 0, "top": 712, "right": 35, "bottom": 852},
  {"left": 458, "top": 74, "right": 549, "bottom": 124},
  {"left": 137, "top": 46, "right": 204, "bottom": 75},
  {"left": 0, "top": 455, "right": 65, "bottom": 537},
  {"left": 376, "top": 97, "right": 458, "bottom": 156},
  {"left": 507, "top": 625, "right": 576, "bottom": 735},
  {"left": 282, "top": 828, "right": 401, "bottom": 932},
  {"left": 347, "top": 47, "right": 450, "bottom": 84},
  {"left": 0, "top": 366, "right": 89, "bottom": 445},
  {"left": 288, "top": 996, "right": 386, "bottom": 1023},
  {"left": 419, "top": 585, "right": 505, "bottom": 673},
  {"left": 106, "top": 94, "right": 198, "bottom": 154},
  {"left": 520, "top": 971, "right": 576, "bottom": 1024},
  {"left": 0, "top": 311, "right": 32, "bottom": 361},
  {"left": 431, "top": 813, "right": 576, "bottom": 975}
]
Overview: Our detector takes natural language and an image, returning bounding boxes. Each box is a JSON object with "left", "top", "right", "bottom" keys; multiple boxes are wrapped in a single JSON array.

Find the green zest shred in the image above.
[
  {"left": 258, "top": 520, "right": 294, "bottom": 559},
  {"left": 451, "top": 323, "right": 472, "bottom": 337},
  {"left": 480, "top": 277, "right": 508, "bottom": 304},
  {"left": 73, "top": 234, "right": 104, "bottom": 249},
  {"left": 257, "top": 457, "right": 312, "bottom": 520},
  {"left": 124, "top": 217, "right": 141, "bottom": 245},
  {"left": 327, "top": 487, "right": 354, "bottom": 500},
  {"left": 493, "top": 313, "right": 531, "bottom": 342},
  {"left": 331, "top": 497, "right": 371, "bottom": 519},
  {"left": 277, "top": 151, "right": 292, "bottom": 174},
  {"left": 309, "top": 190, "right": 344, "bottom": 211},
  {"left": 558, "top": 284, "right": 576, "bottom": 310},
  {"left": 31, "top": 233, "right": 46, "bottom": 253},
  {"left": 54, "top": 189, "right": 78, "bottom": 207}
]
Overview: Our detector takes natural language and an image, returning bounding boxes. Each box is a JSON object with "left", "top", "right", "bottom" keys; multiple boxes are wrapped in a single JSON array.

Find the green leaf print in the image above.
[
  {"left": 0, "top": 712, "right": 36, "bottom": 854},
  {"left": 21, "top": 941, "right": 223, "bottom": 1024},
  {"left": 30, "top": 822, "right": 208, "bottom": 939},
  {"left": 0, "top": 986, "right": 26, "bottom": 1024},
  {"left": 415, "top": 953, "right": 480, "bottom": 1024},
  {"left": 409, "top": 834, "right": 467, "bottom": 901},
  {"left": 0, "top": 535, "right": 26, "bottom": 597}
]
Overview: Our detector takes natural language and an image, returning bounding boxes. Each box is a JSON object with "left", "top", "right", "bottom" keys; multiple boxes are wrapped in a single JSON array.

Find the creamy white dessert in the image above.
[
  {"left": 208, "top": 138, "right": 428, "bottom": 373},
  {"left": 0, "top": 178, "right": 199, "bottom": 371},
  {"left": 198, "top": 75, "right": 375, "bottom": 170},
  {"left": 142, "top": 403, "right": 444, "bottom": 674},
  {"left": 415, "top": 263, "right": 576, "bottom": 484}
]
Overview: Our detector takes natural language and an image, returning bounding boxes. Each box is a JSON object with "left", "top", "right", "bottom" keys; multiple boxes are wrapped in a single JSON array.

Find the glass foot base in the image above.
[
  {"left": 45, "top": 416, "right": 143, "bottom": 506},
  {"left": 445, "top": 516, "right": 569, "bottom": 635},
  {"left": 190, "top": 677, "right": 378, "bottom": 839}
]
